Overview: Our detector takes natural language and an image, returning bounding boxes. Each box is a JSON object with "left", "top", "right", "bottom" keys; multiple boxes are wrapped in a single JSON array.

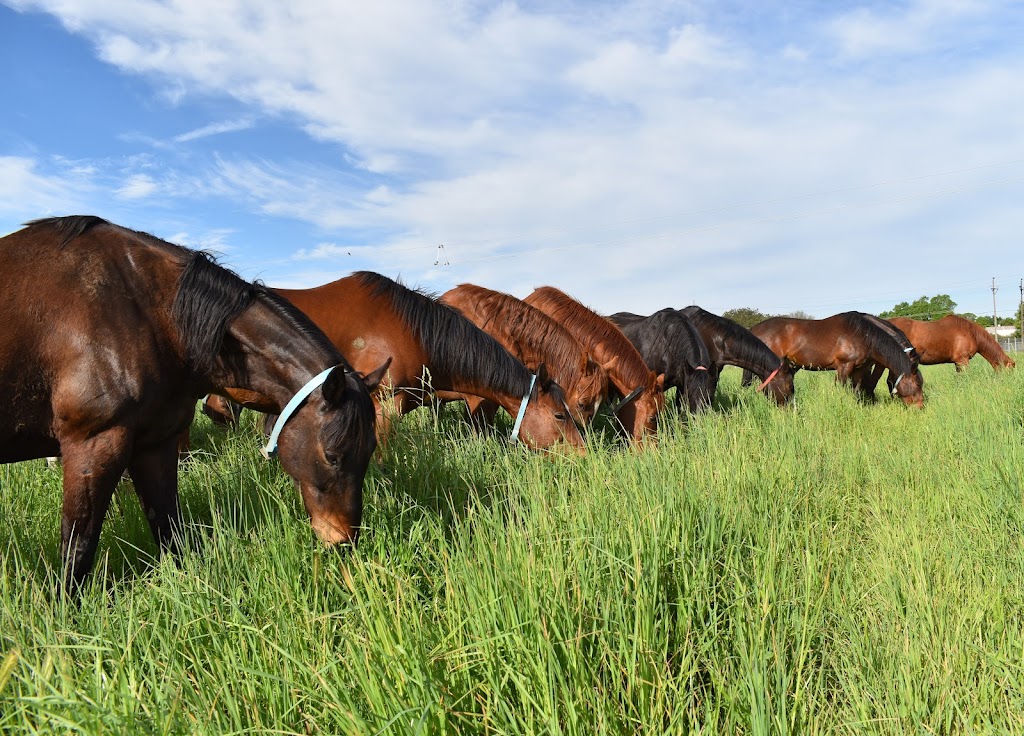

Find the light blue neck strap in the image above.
[
  {"left": 261, "top": 366, "right": 340, "bottom": 459},
  {"left": 509, "top": 373, "right": 538, "bottom": 444}
]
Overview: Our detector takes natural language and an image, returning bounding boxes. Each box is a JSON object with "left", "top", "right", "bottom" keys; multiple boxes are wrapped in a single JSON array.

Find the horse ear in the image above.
[
  {"left": 322, "top": 366, "right": 349, "bottom": 406},
  {"left": 654, "top": 373, "right": 666, "bottom": 390},
  {"left": 535, "top": 362, "right": 549, "bottom": 384},
  {"left": 602, "top": 355, "right": 619, "bottom": 375},
  {"left": 361, "top": 357, "right": 392, "bottom": 394}
]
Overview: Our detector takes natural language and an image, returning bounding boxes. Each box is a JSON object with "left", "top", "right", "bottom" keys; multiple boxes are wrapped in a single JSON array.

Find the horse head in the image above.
[
  {"left": 274, "top": 359, "right": 391, "bottom": 545},
  {"left": 568, "top": 355, "right": 609, "bottom": 426},
  {"left": 613, "top": 370, "right": 666, "bottom": 442},
  {"left": 516, "top": 362, "right": 586, "bottom": 453},
  {"left": 760, "top": 361, "right": 796, "bottom": 405},
  {"left": 887, "top": 367, "right": 925, "bottom": 409}
]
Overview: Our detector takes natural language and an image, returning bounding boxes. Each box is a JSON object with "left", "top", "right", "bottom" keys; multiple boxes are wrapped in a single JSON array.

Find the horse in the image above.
[
  {"left": 744, "top": 312, "right": 924, "bottom": 407},
  {"left": 848, "top": 314, "right": 923, "bottom": 399},
  {"left": 887, "top": 315, "right": 1015, "bottom": 371},
  {"left": 523, "top": 287, "right": 666, "bottom": 442},
  {"left": 0, "top": 216, "right": 385, "bottom": 594},
  {"left": 679, "top": 305, "right": 795, "bottom": 405},
  {"left": 272, "top": 273, "right": 584, "bottom": 452},
  {"left": 440, "top": 283, "right": 608, "bottom": 427},
  {"left": 606, "top": 309, "right": 714, "bottom": 413}
]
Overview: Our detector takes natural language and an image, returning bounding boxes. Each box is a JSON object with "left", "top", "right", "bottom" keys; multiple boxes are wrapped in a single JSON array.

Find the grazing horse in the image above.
[
  {"left": 745, "top": 312, "right": 924, "bottom": 407},
  {"left": 524, "top": 287, "right": 666, "bottom": 442},
  {"left": 848, "top": 314, "right": 923, "bottom": 399},
  {"left": 607, "top": 309, "right": 714, "bottom": 413},
  {"left": 273, "top": 273, "right": 584, "bottom": 451},
  {"left": 440, "top": 283, "right": 608, "bottom": 427},
  {"left": 679, "top": 306, "right": 795, "bottom": 406},
  {"left": 0, "top": 216, "right": 384, "bottom": 594},
  {"left": 887, "top": 315, "right": 1015, "bottom": 371}
]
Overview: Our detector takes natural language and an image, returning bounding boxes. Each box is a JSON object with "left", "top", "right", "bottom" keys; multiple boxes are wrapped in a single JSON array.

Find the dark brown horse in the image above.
[
  {"left": 273, "top": 273, "right": 584, "bottom": 451},
  {"left": 887, "top": 315, "right": 1015, "bottom": 371},
  {"left": 679, "top": 306, "right": 795, "bottom": 405},
  {"left": 745, "top": 312, "right": 924, "bottom": 407},
  {"left": 440, "top": 283, "right": 608, "bottom": 427},
  {"left": 524, "top": 287, "right": 666, "bottom": 442},
  {"left": 0, "top": 217, "right": 384, "bottom": 594}
]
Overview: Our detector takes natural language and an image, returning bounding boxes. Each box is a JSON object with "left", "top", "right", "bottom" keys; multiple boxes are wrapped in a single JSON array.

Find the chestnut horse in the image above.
[
  {"left": 887, "top": 315, "right": 1015, "bottom": 371},
  {"left": 273, "top": 273, "right": 584, "bottom": 451},
  {"left": 745, "top": 312, "right": 924, "bottom": 407},
  {"left": 524, "top": 287, "right": 666, "bottom": 441},
  {"left": 0, "top": 217, "right": 383, "bottom": 594},
  {"left": 440, "top": 283, "right": 608, "bottom": 427},
  {"left": 679, "top": 305, "right": 795, "bottom": 405},
  {"left": 607, "top": 309, "right": 714, "bottom": 413}
]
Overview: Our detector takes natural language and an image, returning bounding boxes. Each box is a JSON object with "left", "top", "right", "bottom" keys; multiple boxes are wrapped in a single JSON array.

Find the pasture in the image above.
[{"left": 2, "top": 360, "right": 1023, "bottom": 734}]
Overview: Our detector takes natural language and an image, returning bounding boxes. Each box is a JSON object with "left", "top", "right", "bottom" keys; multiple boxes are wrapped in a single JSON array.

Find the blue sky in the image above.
[{"left": 2, "top": 0, "right": 1023, "bottom": 319}]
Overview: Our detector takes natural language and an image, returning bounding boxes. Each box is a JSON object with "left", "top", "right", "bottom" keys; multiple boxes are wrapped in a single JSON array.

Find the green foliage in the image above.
[
  {"left": 722, "top": 306, "right": 773, "bottom": 328},
  {"left": 2, "top": 362, "right": 1024, "bottom": 734},
  {"left": 879, "top": 294, "right": 956, "bottom": 320}
]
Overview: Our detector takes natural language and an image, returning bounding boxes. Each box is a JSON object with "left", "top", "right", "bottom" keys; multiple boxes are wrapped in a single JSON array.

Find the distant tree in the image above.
[
  {"left": 786, "top": 310, "right": 815, "bottom": 320},
  {"left": 879, "top": 294, "right": 956, "bottom": 320},
  {"left": 723, "top": 307, "right": 773, "bottom": 329}
]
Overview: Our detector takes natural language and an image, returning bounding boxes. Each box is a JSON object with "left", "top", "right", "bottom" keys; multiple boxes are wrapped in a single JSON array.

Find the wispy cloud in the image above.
[
  {"left": 174, "top": 118, "right": 254, "bottom": 143},
  {"left": 116, "top": 173, "right": 158, "bottom": 199},
  {"left": 6, "top": 0, "right": 1024, "bottom": 315}
]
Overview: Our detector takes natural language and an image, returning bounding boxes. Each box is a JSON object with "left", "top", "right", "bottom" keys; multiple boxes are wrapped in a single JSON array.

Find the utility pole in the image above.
[
  {"left": 1019, "top": 278, "right": 1023, "bottom": 346},
  {"left": 992, "top": 277, "right": 998, "bottom": 332}
]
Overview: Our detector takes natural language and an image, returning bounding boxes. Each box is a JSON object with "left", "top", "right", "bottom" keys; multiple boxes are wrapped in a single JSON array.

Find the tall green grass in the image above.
[{"left": 2, "top": 359, "right": 1023, "bottom": 734}]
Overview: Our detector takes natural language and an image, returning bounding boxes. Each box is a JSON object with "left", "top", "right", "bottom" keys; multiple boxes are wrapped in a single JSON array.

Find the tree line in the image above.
[{"left": 722, "top": 295, "right": 1023, "bottom": 336}]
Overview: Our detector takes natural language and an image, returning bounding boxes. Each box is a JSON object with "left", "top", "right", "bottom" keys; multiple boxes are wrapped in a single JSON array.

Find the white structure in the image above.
[{"left": 986, "top": 325, "right": 1017, "bottom": 337}]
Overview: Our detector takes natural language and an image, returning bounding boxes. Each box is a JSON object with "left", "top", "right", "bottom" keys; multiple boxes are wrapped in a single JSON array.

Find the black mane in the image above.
[
  {"left": 837, "top": 312, "right": 915, "bottom": 377},
  {"left": 681, "top": 305, "right": 782, "bottom": 376},
  {"left": 354, "top": 272, "right": 535, "bottom": 397},
  {"left": 24, "top": 215, "right": 110, "bottom": 247},
  {"left": 861, "top": 313, "right": 921, "bottom": 369}
]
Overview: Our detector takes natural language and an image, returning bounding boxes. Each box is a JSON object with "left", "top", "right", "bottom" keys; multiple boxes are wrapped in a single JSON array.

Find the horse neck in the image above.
[
  {"left": 970, "top": 323, "right": 1011, "bottom": 368},
  {"left": 211, "top": 300, "right": 340, "bottom": 411},
  {"left": 717, "top": 333, "right": 783, "bottom": 377}
]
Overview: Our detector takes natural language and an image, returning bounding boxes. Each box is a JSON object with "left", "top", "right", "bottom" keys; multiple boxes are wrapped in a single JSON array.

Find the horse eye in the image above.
[
  {"left": 325, "top": 452, "right": 341, "bottom": 467},
  {"left": 554, "top": 412, "right": 568, "bottom": 422}
]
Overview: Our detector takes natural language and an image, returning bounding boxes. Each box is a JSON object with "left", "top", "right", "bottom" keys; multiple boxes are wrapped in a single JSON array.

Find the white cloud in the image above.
[
  {"left": 7, "top": 0, "right": 1024, "bottom": 316},
  {"left": 174, "top": 118, "right": 254, "bottom": 143},
  {"left": 826, "top": 0, "right": 1001, "bottom": 58},
  {"left": 0, "top": 156, "right": 91, "bottom": 223},
  {"left": 116, "top": 173, "right": 158, "bottom": 200}
]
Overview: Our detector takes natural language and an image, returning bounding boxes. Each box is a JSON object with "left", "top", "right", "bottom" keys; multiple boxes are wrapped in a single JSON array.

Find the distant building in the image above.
[{"left": 986, "top": 325, "right": 1017, "bottom": 337}]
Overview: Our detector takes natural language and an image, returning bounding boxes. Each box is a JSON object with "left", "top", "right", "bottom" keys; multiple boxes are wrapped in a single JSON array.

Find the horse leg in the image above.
[
  {"left": 836, "top": 363, "right": 853, "bottom": 386},
  {"left": 127, "top": 438, "right": 182, "bottom": 558},
  {"left": 465, "top": 396, "right": 499, "bottom": 433},
  {"left": 740, "top": 369, "right": 754, "bottom": 387},
  {"left": 58, "top": 428, "right": 132, "bottom": 596}
]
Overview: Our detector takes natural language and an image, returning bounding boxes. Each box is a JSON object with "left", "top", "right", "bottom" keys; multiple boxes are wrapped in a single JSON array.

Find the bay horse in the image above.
[
  {"left": 0, "top": 216, "right": 385, "bottom": 594},
  {"left": 744, "top": 312, "right": 924, "bottom": 407},
  {"left": 273, "top": 273, "right": 584, "bottom": 451},
  {"left": 607, "top": 309, "right": 714, "bottom": 413},
  {"left": 848, "top": 314, "right": 923, "bottom": 399},
  {"left": 523, "top": 287, "right": 666, "bottom": 442},
  {"left": 679, "top": 305, "right": 795, "bottom": 405},
  {"left": 887, "top": 315, "right": 1015, "bottom": 371},
  {"left": 440, "top": 283, "right": 608, "bottom": 427}
]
